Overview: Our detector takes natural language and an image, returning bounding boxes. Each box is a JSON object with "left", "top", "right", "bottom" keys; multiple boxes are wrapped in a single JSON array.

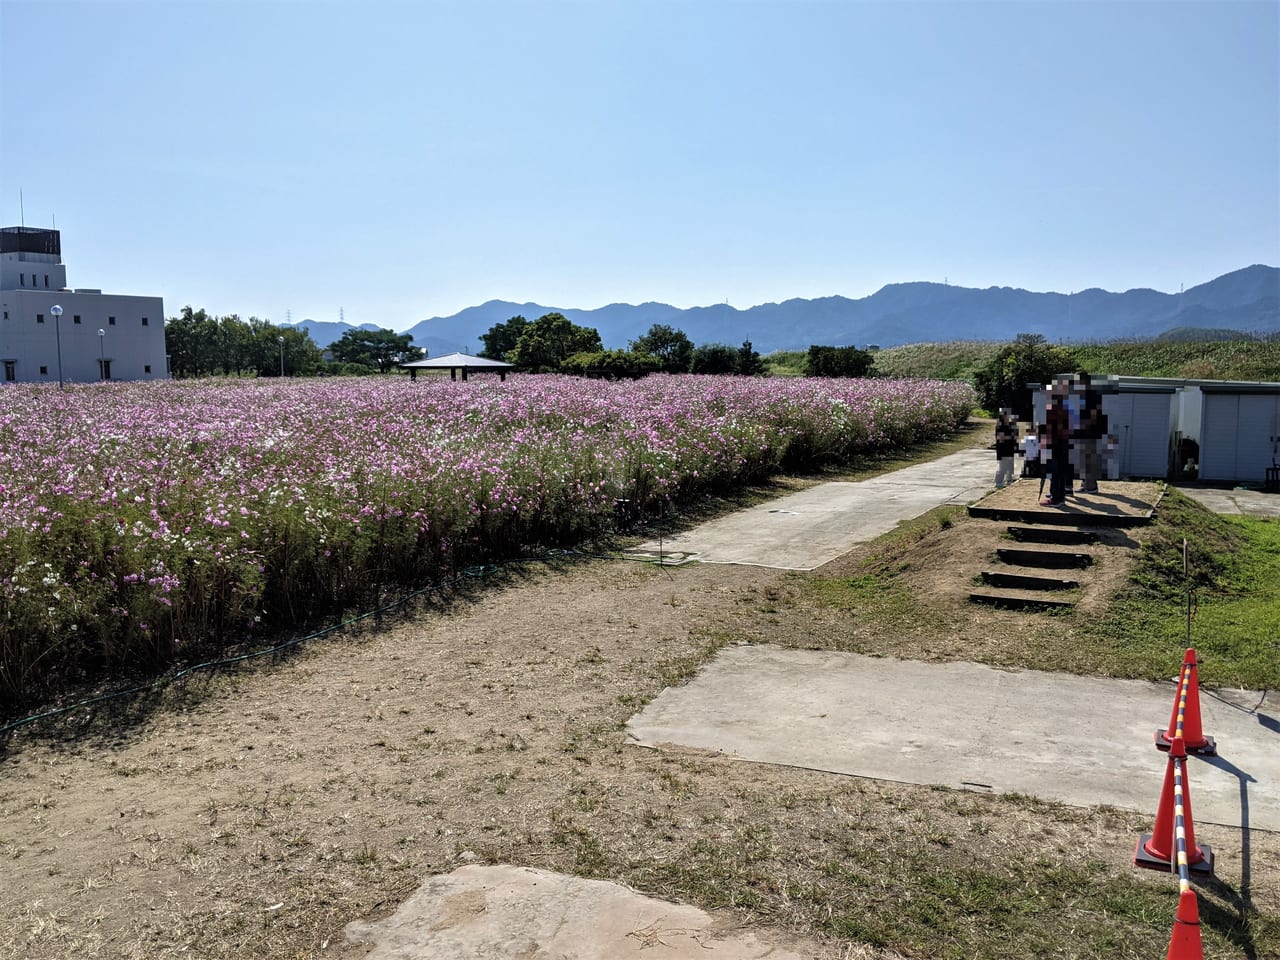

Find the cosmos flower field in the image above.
[{"left": 0, "top": 374, "right": 974, "bottom": 707}]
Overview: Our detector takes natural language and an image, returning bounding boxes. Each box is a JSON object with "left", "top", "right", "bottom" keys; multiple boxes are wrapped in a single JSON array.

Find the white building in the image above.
[{"left": 0, "top": 226, "right": 168, "bottom": 384}]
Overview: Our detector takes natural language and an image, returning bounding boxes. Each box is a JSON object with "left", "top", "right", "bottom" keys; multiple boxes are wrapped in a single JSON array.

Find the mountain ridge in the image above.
[{"left": 288, "top": 264, "right": 1279, "bottom": 355}]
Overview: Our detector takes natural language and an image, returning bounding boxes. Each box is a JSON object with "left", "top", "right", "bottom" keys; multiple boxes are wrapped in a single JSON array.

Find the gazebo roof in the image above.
[{"left": 400, "top": 353, "right": 513, "bottom": 370}]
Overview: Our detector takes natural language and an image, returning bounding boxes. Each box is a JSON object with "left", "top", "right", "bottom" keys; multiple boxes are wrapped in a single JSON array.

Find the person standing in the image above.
[
  {"left": 1042, "top": 379, "right": 1070, "bottom": 506},
  {"left": 994, "top": 409, "right": 1018, "bottom": 488}
]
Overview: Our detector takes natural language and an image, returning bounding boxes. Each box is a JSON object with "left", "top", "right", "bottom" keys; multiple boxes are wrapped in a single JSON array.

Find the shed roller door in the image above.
[
  {"left": 1234, "top": 396, "right": 1280, "bottom": 483},
  {"left": 1103, "top": 393, "right": 1172, "bottom": 478},
  {"left": 1199, "top": 394, "right": 1238, "bottom": 481}
]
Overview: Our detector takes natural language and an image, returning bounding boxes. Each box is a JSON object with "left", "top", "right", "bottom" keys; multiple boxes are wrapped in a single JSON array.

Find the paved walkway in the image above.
[{"left": 633, "top": 447, "right": 996, "bottom": 570}]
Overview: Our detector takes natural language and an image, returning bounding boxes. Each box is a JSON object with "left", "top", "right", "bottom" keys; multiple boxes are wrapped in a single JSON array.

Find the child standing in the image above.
[{"left": 994, "top": 409, "right": 1018, "bottom": 488}]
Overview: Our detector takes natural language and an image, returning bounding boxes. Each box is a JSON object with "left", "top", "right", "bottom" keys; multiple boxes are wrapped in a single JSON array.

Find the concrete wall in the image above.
[
  {"left": 0, "top": 289, "right": 168, "bottom": 383},
  {"left": 0, "top": 251, "right": 67, "bottom": 292}
]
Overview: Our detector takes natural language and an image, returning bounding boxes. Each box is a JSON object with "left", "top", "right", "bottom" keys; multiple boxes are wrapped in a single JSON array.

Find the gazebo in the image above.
[{"left": 400, "top": 353, "right": 514, "bottom": 382}]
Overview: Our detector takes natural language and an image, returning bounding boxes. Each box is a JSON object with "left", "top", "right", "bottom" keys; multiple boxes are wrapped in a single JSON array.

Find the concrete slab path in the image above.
[
  {"left": 1176, "top": 485, "right": 1280, "bottom": 518},
  {"left": 634, "top": 447, "right": 996, "bottom": 570},
  {"left": 342, "top": 864, "right": 833, "bottom": 959},
  {"left": 627, "top": 644, "right": 1280, "bottom": 832}
]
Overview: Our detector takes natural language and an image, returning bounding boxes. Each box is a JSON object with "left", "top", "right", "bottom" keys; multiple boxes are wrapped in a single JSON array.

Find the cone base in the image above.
[
  {"left": 1155, "top": 730, "right": 1216, "bottom": 756},
  {"left": 1133, "top": 836, "right": 1214, "bottom": 877}
]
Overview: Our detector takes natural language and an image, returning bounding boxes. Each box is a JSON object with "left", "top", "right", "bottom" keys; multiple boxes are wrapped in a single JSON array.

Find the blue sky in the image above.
[{"left": 2, "top": 0, "right": 1277, "bottom": 331}]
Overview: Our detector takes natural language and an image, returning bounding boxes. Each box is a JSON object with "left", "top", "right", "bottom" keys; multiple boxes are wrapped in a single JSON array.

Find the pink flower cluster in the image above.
[{"left": 0, "top": 374, "right": 973, "bottom": 702}]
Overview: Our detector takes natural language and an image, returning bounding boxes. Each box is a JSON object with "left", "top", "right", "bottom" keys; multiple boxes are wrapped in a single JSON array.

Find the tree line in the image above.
[
  {"left": 165, "top": 305, "right": 883, "bottom": 382},
  {"left": 479, "top": 313, "right": 771, "bottom": 377},
  {"left": 165, "top": 307, "right": 423, "bottom": 378}
]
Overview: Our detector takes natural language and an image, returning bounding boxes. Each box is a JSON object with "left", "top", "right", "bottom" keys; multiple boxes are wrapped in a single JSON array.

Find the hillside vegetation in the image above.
[
  {"left": 843, "top": 337, "right": 1280, "bottom": 383},
  {"left": 1069, "top": 338, "right": 1280, "bottom": 381}
]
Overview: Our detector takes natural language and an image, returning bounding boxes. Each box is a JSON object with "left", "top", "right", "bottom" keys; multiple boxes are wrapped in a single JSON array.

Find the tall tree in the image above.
[
  {"left": 629, "top": 323, "right": 694, "bottom": 373},
  {"left": 479, "top": 315, "right": 529, "bottom": 361},
  {"left": 330, "top": 328, "right": 425, "bottom": 373},
  {"left": 690, "top": 343, "right": 740, "bottom": 375},
  {"left": 508, "top": 313, "right": 602, "bottom": 373},
  {"left": 737, "top": 340, "right": 764, "bottom": 376}
]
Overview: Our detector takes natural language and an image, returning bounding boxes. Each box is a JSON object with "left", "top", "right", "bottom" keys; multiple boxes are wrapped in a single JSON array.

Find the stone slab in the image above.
[
  {"left": 342, "top": 864, "right": 832, "bottom": 959},
  {"left": 626, "top": 645, "right": 1280, "bottom": 832}
]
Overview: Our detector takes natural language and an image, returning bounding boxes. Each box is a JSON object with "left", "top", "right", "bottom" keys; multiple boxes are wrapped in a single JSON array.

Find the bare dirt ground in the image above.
[{"left": 2, "top": 434, "right": 1276, "bottom": 959}]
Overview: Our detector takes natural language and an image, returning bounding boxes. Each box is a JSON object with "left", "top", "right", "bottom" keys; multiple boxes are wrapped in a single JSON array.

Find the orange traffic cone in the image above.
[
  {"left": 1156, "top": 648, "right": 1216, "bottom": 756},
  {"left": 1165, "top": 888, "right": 1203, "bottom": 960},
  {"left": 1134, "top": 737, "right": 1214, "bottom": 876}
]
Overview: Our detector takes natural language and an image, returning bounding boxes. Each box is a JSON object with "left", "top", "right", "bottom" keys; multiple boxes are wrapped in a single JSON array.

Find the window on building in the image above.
[
  {"left": 19, "top": 274, "right": 24, "bottom": 286},
  {"left": 39, "top": 366, "right": 48, "bottom": 375},
  {"left": 74, "top": 315, "right": 82, "bottom": 325},
  {"left": 141, "top": 317, "right": 149, "bottom": 326},
  {"left": 36, "top": 314, "right": 44, "bottom": 324},
  {"left": 2, "top": 311, "right": 7, "bottom": 319},
  {"left": 44, "top": 275, "right": 49, "bottom": 288},
  {"left": 108, "top": 316, "right": 116, "bottom": 326},
  {"left": 3, "top": 361, "right": 14, "bottom": 382},
  {"left": 144, "top": 364, "right": 152, "bottom": 374}
]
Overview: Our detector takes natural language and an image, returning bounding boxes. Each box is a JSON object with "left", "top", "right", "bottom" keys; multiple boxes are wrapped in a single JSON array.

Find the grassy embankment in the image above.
[
  {"left": 766, "top": 338, "right": 1280, "bottom": 382},
  {"left": 806, "top": 487, "right": 1279, "bottom": 689}
]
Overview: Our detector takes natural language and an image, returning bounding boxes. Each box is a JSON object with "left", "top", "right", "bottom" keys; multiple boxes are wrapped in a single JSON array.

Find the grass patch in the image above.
[
  {"left": 527, "top": 777, "right": 1275, "bottom": 960},
  {"left": 1089, "top": 489, "right": 1280, "bottom": 688}
]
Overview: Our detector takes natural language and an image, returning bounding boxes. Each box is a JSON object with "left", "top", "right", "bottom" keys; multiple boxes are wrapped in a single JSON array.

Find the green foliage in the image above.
[
  {"left": 560, "top": 350, "right": 661, "bottom": 379},
  {"left": 762, "top": 351, "right": 807, "bottom": 377},
  {"left": 479, "top": 315, "right": 529, "bottom": 361},
  {"left": 629, "top": 323, "right": 694, "bottom": 373},
  {"left": 806, "top": 345, "right": 874, "bottom": 378},
  {"left": 508, "top": 313, "right": 603, "bottom": 373},
  {"left": 690, "top": 343, "right": 740, "bottom": 375},
  {"left": 972, "top": 334, "right": 1078, "bottom": 419},
  {"left": 165, "top": 306, "right": 324, "bottom": 378},
  {"left": 1090, "top": 489, "right": 1280, "bottom": 689},
  {"left": 329, "top": 328, "right": 424, "bottom": 373},
  {"left": 323, "top": 361, "right": 380, "bottom": 376},
  {"left": 689, "top": 341, "right": 764, "bottom": 376}
]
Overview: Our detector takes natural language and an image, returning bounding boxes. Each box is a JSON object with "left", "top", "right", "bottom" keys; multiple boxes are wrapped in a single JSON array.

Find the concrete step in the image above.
[
  {"left": 980, "top": 570, "right": 1080, "bottom": 591},
  {"left": 996, "top": 547, "right": 1093, "bottom": 569},
  {"left": 1006, "top": 525, "right": 1099, "bottom": 546},
  {"left": 969, "top": 592, "right": 1075, "bottom": 611}
]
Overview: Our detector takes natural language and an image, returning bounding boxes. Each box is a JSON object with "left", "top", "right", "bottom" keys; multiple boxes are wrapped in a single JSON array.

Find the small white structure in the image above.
[
  {"left": 0, "top": 226, "right": 168, "bottom": 384},
  {"left": 401, "top": 352, "right": 513, "bottom": 382}
]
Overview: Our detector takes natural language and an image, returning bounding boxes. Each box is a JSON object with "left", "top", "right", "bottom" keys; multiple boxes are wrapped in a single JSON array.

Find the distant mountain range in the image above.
[{"left": 289, "top": 264, "right": 1279, "bottom": 356}]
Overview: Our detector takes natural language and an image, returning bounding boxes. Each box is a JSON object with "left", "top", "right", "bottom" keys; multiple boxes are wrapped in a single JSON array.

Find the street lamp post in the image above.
[
  {"left": 98, "top": 328, "right": 106, "bottom": 380},
  {"left": 278, "top": 335, "right": 285, "bottom": 377},
  {"left": 50, "top": 305, "right": 64, "bottom": 389}
]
